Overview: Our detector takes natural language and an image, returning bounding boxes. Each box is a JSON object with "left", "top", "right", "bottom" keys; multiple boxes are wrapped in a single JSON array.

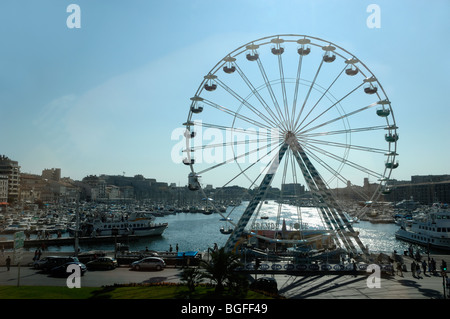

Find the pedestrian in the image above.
[
  {"left": 5, "top": 256, "right": 11, "bottom": 271},
  {"left": 33, "top": 249, "right": 38, "bottom": 261},
  {"left": 411, "top": 261, "right": 416, "bottom": 278},
  {"left": 396, "top": 262, "right": 403, "bottom": 277},
  {"left": 169, "top": 244, "right": 173, "bottom": 253},
  {"left": 422, "top": 260, "right": 427, "bottom": 275},
  {"left": 446, "top": 275, "right": 450, "bottom": 292},
  {"left": 430, "top": 258, "right": 436, "bottom": 275},
  {"left": 416, "top": 264, "right": 422, "bottom": 278},
  {"left": 352, "top": 260, "right": 357, "bottom": 277},
  {"left": 176, "top": 243, "right": 179, "bottom": 253}
]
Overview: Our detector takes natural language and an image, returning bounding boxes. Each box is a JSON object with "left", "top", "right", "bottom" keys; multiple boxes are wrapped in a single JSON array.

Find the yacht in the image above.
[
  {"left": 395, "top": 203, "right": 450, "bottom": 251},
  {"left": 69, "top": 211, "right": 168, "bottom": 237}
]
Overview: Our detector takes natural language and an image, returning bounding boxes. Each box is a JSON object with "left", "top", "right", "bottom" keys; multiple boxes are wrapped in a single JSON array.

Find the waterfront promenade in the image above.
[{"left": 0, "top": 250, "right": 448, "bottom": 299}]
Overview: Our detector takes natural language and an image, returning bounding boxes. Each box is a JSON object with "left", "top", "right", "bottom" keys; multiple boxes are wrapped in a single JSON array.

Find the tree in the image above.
[
  {"left": 180, "top": 267, "right": 203, "bottom": 295},
  {"left": 200, "top": 247, "right": 245, "bottom": 295}
]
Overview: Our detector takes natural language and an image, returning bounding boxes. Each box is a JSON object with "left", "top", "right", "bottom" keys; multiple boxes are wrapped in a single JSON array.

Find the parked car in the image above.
[
  {"left": 50, "top": 261, "right": 87, "bottom": 277},
  {"left": 37, "top": 256, "right": 81, "bottom": 272},
  {"left": 86, "top": 257, "right": 118, "bottom": 270},
  {"left": 131, "top": 257, "right": 165, "bottom": 271},
  {"left": 76, "top": 251, "right": 106, "bottom": 264},
  {"left": 33, "top": 256, "right": 58, "bottom": 270}
]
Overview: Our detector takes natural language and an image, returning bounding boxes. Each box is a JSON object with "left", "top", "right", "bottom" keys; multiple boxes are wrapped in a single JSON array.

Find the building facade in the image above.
[
  {"left": 384, "top": 175, "right": 450, "bottom": 204},
  {"left": 0, "top": 155, "right": 20, "bottom": 203},
  {"left": 0, "top": 175, "right": 8, "bottom": 203}
]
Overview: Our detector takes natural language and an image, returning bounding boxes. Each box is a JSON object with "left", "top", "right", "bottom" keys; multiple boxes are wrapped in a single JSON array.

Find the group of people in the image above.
[
  {"left": 169, "top": 243, "right": 179, "bottom": 253},
  {"left": 394, "top": 247, "right": 448, "bottom": 279}
]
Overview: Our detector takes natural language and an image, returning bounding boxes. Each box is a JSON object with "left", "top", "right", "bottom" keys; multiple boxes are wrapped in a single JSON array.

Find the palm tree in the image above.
[
  {"left": 180, "top": 266, "right": 203, "bottom": 295},
  {"left": 200, "top": 247, "right": 244, "bottom": 295}
]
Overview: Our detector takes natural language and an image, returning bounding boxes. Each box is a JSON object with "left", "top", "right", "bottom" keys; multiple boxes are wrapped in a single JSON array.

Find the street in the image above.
[{"left": 0, "top": 265, "right": 183, "bottom": 288}]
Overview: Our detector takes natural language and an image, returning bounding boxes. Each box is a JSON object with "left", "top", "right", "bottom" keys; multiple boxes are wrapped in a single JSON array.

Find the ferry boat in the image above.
[
  {"left": 395, "top": 204, "right": 450, "bottom": 251},
  {"left": 69, "top": 211, "right": 168, "bottom": 237}
]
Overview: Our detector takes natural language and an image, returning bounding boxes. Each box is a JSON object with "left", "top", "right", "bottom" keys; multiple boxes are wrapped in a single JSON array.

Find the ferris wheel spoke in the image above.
[
  {"left": 197, "top": 138, "right": 281, "bottom": 175},
  {"left": 213, "top": 79, "right": 278, "bottom": 128},
  {"left": 185, "top": 137, "right": 270, "bottom": 153},
  {"left": 276, "top": 53, "right": 290, "bottom": 129},
  {"left": 303, "top": 148, "right": 371, "bottom": 201},
  {"left": 233, "top": 62, "right": 283, "bottom": 128},
  {"left": 301, "top": 140, "right": 383, "bottom": 179},
  {"left": 292, "top": 59, "right": 324, "bottom": 131},
  {"left": 294, "top": 65, "right": 347, "bottom": 132},
  {"left": 295, "top": 82, "right": 365, "bottom": 135},
  {"left": 297, "top": 101, "right": 379, "bottom": 136},
  {"left": 192, "top": 121, "right": 273, "bottom": 138},
  {"left": 222, "top": 141, "right": 284, "bottom": 190},
  {"left": 301, "top": 125, "right": 387, "bottom": 138},
  {"left": 291, "top": 55, "right": 304, "bottom": 131},
  {"left": 256, "top": 58, "right": 289, "bottom": 130},
  {"left": 201, "top": 98, "right": 272, "bottom": 130},
  {"left": 298, "top": 136, "right": 389, "bottom": 154}
]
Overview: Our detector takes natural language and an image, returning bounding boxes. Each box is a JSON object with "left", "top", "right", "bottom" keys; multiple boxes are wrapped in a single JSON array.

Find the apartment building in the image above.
[{"left": 0, "top": 155, "right": 20, "bottom": 203}]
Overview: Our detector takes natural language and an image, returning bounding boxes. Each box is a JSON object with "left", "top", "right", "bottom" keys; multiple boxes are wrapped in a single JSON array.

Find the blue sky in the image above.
[{"left": 1, "top": 0, "right": 449, "bottom": 188}]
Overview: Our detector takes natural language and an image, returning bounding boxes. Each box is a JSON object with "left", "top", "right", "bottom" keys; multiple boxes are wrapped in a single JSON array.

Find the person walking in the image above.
[
  {"left": 5, "top": 256, "right": 11, "bottom": 271},
  {"left": 422, "top": 260, "right": 427, "bottom": 276},
  {"left": 431, "top": 258, "right": 437, "bottom": 275},
  {"left": 411, "top": 261, "right": 416, "bottom": 278},
  {"left": 396, "top": 262, "right": 403, "bottom": 277}
]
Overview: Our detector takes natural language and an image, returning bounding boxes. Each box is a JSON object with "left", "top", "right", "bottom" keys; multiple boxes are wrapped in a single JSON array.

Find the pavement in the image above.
[{"left": 274, "top": 270, "right": 447, "bottom": 299}]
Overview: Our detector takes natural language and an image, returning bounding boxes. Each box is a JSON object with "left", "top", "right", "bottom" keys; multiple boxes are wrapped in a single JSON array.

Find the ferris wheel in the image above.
[{"left": 182, "top": 34, "right": 398, "bottom": 255}]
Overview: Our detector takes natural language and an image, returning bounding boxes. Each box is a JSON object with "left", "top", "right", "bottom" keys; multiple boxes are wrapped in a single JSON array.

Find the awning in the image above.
[{"left": 177, "top": 251, "right": 198, "bottom": 258}]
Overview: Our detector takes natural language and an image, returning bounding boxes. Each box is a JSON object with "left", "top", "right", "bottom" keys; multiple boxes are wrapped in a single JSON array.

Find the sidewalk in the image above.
[{"left": 275, "top": 267, "right": 448, "bottom": 299}]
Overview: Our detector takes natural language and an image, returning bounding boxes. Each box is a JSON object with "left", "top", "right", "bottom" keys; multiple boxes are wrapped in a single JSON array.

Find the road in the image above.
[{"left": 0, "top": 265, "right": 184, "bottom": 288}]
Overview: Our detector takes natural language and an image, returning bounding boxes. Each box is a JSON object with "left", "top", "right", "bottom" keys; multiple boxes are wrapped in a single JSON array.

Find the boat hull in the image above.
[
  {"left": 69, "top": 223, "right": 168, "bottom": 237},
  {"left": 395, "top": 228, "right": 450, "bottom": 251}
]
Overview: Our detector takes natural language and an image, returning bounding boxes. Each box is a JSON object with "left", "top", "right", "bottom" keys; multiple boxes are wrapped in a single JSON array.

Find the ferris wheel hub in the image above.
[{"left": 284, "top": 131, "right": 299, "bottom": 150}]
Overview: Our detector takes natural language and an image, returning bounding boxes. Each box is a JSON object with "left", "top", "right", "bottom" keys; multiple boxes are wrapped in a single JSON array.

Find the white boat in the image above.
[
  {"left": 69, "top": 211, "right": 168, "bottom": 237},
  {"left": 395, "top": 203, "right": 450, "bottom": 251}
]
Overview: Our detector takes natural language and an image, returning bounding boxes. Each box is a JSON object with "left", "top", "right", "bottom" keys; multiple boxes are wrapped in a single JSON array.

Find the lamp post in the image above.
[{"left": 74, "top": 201, "right": 79, "bottom": 257}]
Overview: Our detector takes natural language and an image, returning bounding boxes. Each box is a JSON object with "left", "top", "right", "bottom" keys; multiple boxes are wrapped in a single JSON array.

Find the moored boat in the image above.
[
  {"left": 395, "top": 203, "right": 450, "bottom": 251},
  {"left": 68, "top": 211, "right": 168, "bottom": 237}
]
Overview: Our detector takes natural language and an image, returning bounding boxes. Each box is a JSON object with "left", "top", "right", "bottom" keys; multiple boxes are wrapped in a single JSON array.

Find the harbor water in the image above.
[{"left": 1, "top": 200, "right": 421, "bottom": 255}]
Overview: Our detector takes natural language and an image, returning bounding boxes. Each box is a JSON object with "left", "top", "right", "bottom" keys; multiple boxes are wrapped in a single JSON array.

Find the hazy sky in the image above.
[{"left": 1, "top": 0, "right": 449, "bottom": 188}]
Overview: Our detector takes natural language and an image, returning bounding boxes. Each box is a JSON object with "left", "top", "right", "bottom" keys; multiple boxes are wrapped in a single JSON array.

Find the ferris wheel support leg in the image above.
[
  {"left": 224, "top": 143, "right": 289, "bottom": 253},
  {"left": 291, "top": 143, "right": 368, "bottom": 255},
  {"left": 291, "top": 150, "right": 355, "bottom": 253}
]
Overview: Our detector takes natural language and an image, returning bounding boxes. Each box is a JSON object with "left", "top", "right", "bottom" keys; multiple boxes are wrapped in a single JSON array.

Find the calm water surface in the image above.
[{"left": 28, "top": 201, "right": 419, "bottom": 255}]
